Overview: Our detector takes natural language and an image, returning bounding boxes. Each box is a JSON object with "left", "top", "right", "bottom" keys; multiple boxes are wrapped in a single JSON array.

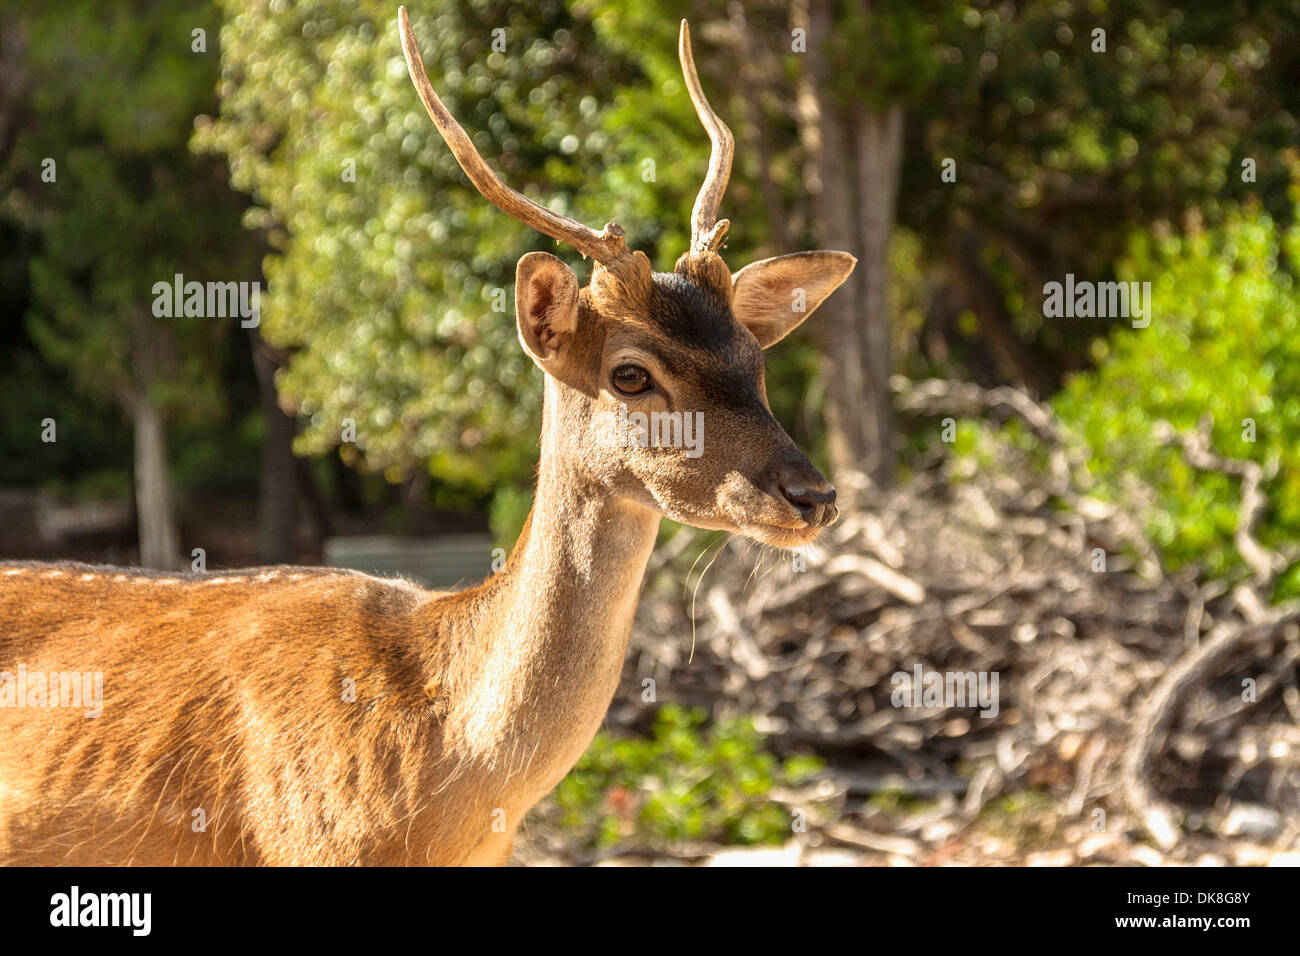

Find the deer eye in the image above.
[{"left": 612, "top": 364, "right": 653, "bottom": 396}]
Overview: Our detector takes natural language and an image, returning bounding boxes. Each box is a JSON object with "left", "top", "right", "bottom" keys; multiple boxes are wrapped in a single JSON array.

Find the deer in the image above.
[{"left": 0, "top": 6, "right": 854, "bottom": 866}]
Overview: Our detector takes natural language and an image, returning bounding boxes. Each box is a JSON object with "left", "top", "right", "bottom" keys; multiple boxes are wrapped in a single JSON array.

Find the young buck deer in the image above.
[{"left": 0, "top": 7, "right": 854, "bottom": 866}]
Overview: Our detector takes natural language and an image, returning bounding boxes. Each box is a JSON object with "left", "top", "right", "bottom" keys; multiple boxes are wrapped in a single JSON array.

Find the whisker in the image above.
[
  {"left": 688, "top": 533, "right": 731, "bottom": 664},
  {"left": 742, "top": 542, "right": 767, "bottom": 594},
  {"left": 682, "top": 529, "right": 721, "bottom": 602}
]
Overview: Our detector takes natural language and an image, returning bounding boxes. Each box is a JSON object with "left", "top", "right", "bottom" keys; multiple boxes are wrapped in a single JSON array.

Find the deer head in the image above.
[{"left": 398, "top": 7, "right": 854, "bottom": 548}]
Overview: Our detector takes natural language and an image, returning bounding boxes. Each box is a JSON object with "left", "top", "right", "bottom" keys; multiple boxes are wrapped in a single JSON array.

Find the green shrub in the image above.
[
  {"left": 1052, "top": 198, "right": 1300, "bottom": 594},
  {"left": 548, "top": 703, "right": 823, "bottom": 850}
]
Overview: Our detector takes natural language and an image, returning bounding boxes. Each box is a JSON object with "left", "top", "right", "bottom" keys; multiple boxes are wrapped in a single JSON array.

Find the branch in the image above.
[
  {"left": 1119, "top": 599, "right": 1300, "bottom": 848},
  {"left": 1153, "top": 418, "right": 1283, "bottom": 587}
]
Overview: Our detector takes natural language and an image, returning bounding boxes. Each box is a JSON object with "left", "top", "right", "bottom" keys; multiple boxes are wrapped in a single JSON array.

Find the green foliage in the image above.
[
  {"left": 901, "top": 1, "right": 1296, "bottom": 386},
  {"left": 977, "top": 789, "right": 1059, "bottom": 849},
  {"left": 0, "top": 348, "right": 132, "bottom": 488},
  {"left": 195, "top": 0, "right": 641, "bottom": 490},
  {"left": 487, "top": 483, "right": 532, "bottom": 552},
  {"left": 549, "top": 703, "right": 822, "bottom": 849},
  {"left": 1055, "top": 197, "right": 1300, "bottom": 591},
  {"left": 866, "top": 788, "right": 935, "bottom": 816},
  {"left": 5, "top": 0, "right": 252, "bottom": 422}
]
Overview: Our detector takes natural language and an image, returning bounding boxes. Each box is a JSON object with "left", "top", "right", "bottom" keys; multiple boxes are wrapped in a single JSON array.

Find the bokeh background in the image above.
[{"left": 3, "top": 0, "right": 1300, "bottom": 864}]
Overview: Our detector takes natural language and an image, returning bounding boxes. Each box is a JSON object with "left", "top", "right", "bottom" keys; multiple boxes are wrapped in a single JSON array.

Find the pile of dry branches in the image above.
[{"left": 585, "top": 378, "right": 1300, "bottom": 865}]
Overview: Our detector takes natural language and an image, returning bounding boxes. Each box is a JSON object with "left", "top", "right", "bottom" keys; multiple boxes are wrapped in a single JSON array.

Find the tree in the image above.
[
  {"left": 2, "top": 0, "right": 257, "bottom": 567},
  {"left": 901, "top": 0, "right": 1294, "bottom": 393},
  {"left": 196, "top": 0, "right": 646, "bottom": 523}
]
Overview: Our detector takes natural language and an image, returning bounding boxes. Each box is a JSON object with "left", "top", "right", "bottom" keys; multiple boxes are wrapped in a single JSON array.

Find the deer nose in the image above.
[
  {"left": 770, "top": 447, "right": 837, "bottom": 526},
  {"left": 780, "top": 482, "right": 838, "bottom": 525}
]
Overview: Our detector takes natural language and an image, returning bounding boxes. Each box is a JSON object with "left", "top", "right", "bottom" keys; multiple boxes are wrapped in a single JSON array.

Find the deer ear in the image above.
[
  {"left": 515, "top": 251, "right": 580, "bottom": 370},
  {"left": 731, "top": 251, "right": 856, "bottom": 347}
]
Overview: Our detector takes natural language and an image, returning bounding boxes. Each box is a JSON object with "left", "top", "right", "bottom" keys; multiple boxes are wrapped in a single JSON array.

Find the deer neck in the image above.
[{"left": 447, "top": 378, "right": 659, "bottom": 795}]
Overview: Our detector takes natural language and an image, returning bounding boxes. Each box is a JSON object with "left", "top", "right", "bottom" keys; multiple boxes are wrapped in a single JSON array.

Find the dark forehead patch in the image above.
[{"left": 644, "top": 272, "right": 759, "bottom": 361}]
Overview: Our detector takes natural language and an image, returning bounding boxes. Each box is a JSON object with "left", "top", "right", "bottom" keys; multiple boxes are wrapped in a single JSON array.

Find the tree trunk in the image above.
[
  {"left": 130, "top": 392, "right": 182, "bottom": 570},
  {"left": 250, "top": 330, "right": 298, "bottom": 564},
  {"left": 793, "top": 0, "right": 901, "bottom": 489},
  {"left": 852, "top": 102, "right": 902, "bottom": 487},
  {"left": 728, "top": 1, "right": 793, "bottom": 250},
  {"left": 331, "top": 453, "right": 364, "bottom": 515},
  {"left": 294, "top": 455, "right": 331, "bottom": 550}
]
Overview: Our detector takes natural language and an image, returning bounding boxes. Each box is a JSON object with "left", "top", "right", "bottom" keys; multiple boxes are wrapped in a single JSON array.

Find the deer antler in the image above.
[
  {"left": 397, "top": 6, "right": 628, "bottom": 264},
  {"left": 679, "top": 20, "right": 734, "bottom": 255}
]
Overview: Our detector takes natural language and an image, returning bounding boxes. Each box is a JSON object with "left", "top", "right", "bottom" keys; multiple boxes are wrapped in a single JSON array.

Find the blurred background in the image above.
[{"left": 3, "top": 0, "right": 1300, "bottom": 864}]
